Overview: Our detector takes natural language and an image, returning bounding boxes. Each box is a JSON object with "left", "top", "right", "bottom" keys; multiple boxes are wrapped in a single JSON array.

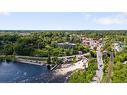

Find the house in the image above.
[
  {"left": 102, "top": 50, "right": 108, "bottom": 57},
  {"left": 82, "top": 37, "right": 101, "bottom": 50},
  {"left": 82, "top": 37, "right": 91, "bottom": 46},
  {"left": 112, "top": 42, "right": 123, "bottom": 52},
  {"left": 57, "top": 42, "right": 76, "bottom": 48}
]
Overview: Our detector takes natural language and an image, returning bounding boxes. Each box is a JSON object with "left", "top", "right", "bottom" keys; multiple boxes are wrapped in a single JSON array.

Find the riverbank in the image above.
[
  {"left": 15, "top": 57, "right": 59, "bottom": 71},
  {"left": 16, "top": 58, "right": 87, "bottom": 82},
  {"left": 0, "top": 55, "right": 16, "bottom": 62},
  {"left": 10, "top": 57, "right": 88, "bottom": 83},
  {"left": 16, "top": 58, "right": 46, "bottom": 66},
  {"left": 49, "top": 58, "right": 88, "bottom": 83},
  {"left": 0, "top": 54, "right": 88, "bottom": 83}
]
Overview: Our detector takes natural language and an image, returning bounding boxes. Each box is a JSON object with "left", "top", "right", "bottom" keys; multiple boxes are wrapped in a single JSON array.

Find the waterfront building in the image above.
[{"left": 57, "top": 42, "right": 76, "bottom": 48}]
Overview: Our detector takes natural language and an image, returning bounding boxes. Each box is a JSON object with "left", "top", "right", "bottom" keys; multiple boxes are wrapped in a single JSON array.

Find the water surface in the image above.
[{"left": 0, "top": 61, "right": 51, "bottom": 83}]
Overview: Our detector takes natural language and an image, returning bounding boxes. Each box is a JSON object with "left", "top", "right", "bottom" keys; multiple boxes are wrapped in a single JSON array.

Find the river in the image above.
[
  {"left": 0, "top": 61, "right": 64, "bottom": 83},
  {"left": 0, "top": 62, "right": 77, "bottom": 83}
]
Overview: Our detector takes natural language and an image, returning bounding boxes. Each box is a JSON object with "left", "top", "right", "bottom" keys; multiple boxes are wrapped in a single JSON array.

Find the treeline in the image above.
[
  {"left": 0, "top": 30, "right": 127, "bottom": 57},
  {"left": 0, "top": 32, "right": 89, "bottom": 57},
  {"left": 102, "top": 47, "right": 127, "bottom": 82},
  {"left": 111, "top": 49, "right": 127, "bottom": 82}
]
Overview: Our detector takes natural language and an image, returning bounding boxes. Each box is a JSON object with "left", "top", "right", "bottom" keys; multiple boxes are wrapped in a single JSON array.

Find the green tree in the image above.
[{"left": 4, "top": 44, "right": 14, "bottom": 55}]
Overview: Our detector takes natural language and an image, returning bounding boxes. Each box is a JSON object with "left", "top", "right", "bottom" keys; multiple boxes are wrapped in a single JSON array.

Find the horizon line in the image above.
[{"left": 0, "top": 29, "right": 127, "bottom": 31}]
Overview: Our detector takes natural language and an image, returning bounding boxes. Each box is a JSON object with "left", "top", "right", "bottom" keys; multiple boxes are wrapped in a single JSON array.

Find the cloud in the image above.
[
  {"left": 81, "top": 13, "right": 92, "bottom": 21},
  {"left": 121, "top": 12, "right": 127, "bottom": 16},
  {"left": 95, "top": 13, "right": 127, "bottom": 25},
  {"left": 95, "top": 17, "right": 127, "bottom": 25},
  {"left": 0, "top": 12, "right": 10, "bottom": 16},
  {"left": 84, "top": 14, "right": 91, "bottom": 20}
]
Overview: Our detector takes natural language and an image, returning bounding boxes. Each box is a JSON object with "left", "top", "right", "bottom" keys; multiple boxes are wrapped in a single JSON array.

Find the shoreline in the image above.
[
  {"left": 15, "top": 58, "right": 46, "bottom": 66},
  {"left": 51, "top": 58, "right": 88, "bottom": 82},
  {"left": 0, "top": 56, "right": 88, "bottom": 83},
  {"left": 16, "top": 60, "right": 45, "bottom": 66},
  {"left": 16, "top": 57, "right": 88, "bottom": 82},
  {"left": 16, "top": 59, "right": 58, "bottom": 71}
]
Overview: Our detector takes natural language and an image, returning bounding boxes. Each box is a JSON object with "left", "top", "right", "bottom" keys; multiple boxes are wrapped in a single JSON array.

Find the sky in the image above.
[{"left": 0, "top": 12, "right": 127, "bottom": 30}]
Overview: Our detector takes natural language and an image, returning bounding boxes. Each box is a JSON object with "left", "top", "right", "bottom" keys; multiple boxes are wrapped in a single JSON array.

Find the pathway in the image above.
[{"left": 91, "top": 44, "right": 104, "bottom": 83}]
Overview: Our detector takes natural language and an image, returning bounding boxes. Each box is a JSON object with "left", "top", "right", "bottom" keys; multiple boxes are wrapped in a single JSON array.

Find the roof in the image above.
[{"left": 57, "top": 42, "right": 76, "bottom": 45}]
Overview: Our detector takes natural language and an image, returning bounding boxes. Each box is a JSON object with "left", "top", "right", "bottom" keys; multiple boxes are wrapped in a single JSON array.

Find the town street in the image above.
[{"left": 92, "top": 45, "right": 104, "bottom": 83}]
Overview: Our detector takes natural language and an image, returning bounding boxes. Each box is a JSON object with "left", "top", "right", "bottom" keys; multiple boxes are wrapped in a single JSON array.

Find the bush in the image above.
[
  {"left": 0, "top": 55, "right": 16, "bottom": 62},
  {"left": 90, "top": 50, "right": 96, "bottom": 58},
  {"left": 68, "top": 59, "right": 97, "bottom": 83}
]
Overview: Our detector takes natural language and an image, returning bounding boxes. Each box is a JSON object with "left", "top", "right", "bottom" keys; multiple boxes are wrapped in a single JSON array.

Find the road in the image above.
[
  {"left": 16, "top": 53, "right": 90, "bottom": 59},
  {"left": 92, "top": 44, "right": 104, "bottom": 83},
  {"left": 16, "top": 53, "right": 90, "bottom": 65}
]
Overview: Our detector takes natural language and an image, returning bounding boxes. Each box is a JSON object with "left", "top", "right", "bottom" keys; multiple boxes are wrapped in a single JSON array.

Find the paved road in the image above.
[{"left": 92, "top": 45, "right": 104, "bottom": 83}]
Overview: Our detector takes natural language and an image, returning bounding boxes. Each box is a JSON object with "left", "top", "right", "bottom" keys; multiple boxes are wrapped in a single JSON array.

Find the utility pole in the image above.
[{"left": 107, "top": 51, "right": 114, "bottom": 83}]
